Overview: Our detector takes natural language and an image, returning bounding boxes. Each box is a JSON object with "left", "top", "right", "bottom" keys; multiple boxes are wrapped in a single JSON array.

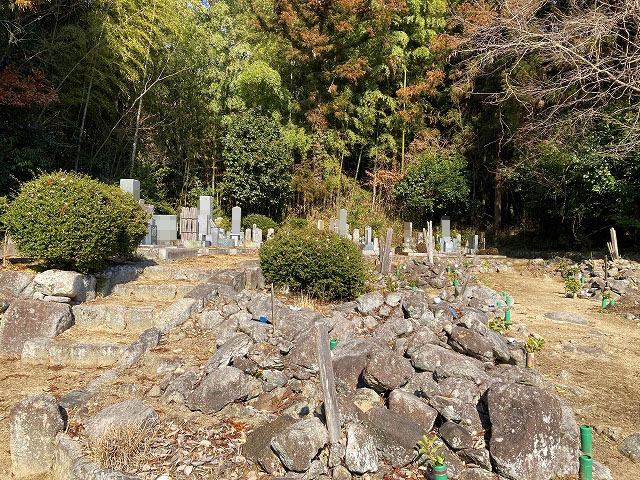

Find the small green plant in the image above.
[
  {"left": 557, "top": 260, "right": 568, "bottom": 277},
  {"left": 488, "top": 318, "right": 511, "bottom": 334},
  {"left": 602, "top": 291, "right": 613, "bottom": 301},
  {"left": 417, "top": 434, "right": 445, "bottom": 467},
  {"left": 564, "top": 277, "right": 581, "bottom": 296},
  {"left": 462, "top": 260, "right": 469, "bottom": 268},
  {"left": 566, "top": 266, "right": 579, "bottom": 278},
  {"left": 525, "top": 335, "right": 545, "bottom": 353},
  {"left": 384, "top": 275, "right": 399, "bottom": 293},
  {"left": 446, "top": 270, "right": 458, "bottom": 282}
]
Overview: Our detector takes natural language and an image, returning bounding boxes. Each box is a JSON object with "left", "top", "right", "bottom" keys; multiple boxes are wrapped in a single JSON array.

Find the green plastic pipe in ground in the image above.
[
  {"left": 505, "top": 309, "right": 511, "bottom": 323},
  {"left": 329, "top": 339, "right": 338, "bottom": 350},
  {"left": 579, "top": 454, "right": 593, "bottom": 480},
  {"left": 580, "top": 425, "right": 593, "bottom": 454},
  {"left": 453, "top": 279, "right": 459, "bottom": 287},
  {"left": 601, "top": 298, "right": 607, "bottom": 308},
  {"left": 433, "top": 464, "right": 447, "bottom": 480}
]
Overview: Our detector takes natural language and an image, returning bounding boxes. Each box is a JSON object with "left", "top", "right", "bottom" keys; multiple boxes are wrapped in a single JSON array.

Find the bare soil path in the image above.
[{"left": 481, "top": 264, "right": 640, "bottom": 480}]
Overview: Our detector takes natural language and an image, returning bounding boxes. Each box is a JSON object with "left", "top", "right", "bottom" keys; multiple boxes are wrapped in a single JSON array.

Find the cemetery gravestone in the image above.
[
  {"left": 119, "top": 179, "right": 140, "bottom": 202},
  {"left": 267, "top": 228, "right": 275, "bottom": 240},
  {"left": 329, "top": 218, "right": 335, "bottom": 233},
  {"left": 353, "top": 229, "right": 360, "bottom": 245},
  {"left": 180, "top": 207, "right": 198, "bottom": 242},
  {"left": 153, "top": 215, "right": 177, "bottom": 244},
  {"left": 318, "top": 220, "right": 324, "bottom": 231},
  {"left": 198, "top": 196, "right": 214, "bottom": 217}
]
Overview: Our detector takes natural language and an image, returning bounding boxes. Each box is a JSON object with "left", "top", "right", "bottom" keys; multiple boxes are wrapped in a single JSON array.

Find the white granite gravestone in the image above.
[
  {"left": 153, "top": 215, "right": 177, "bottom": 243},
  {"left": 119, "top": 179, "right": 140, "bottom": 202}
]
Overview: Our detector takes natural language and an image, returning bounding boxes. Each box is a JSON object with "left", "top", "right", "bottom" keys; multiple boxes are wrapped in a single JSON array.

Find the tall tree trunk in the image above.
[
  {"left": 75, "top": 66, "right": 94, "bottom": 172},
  {"left": 494, "top": 170, "right": 502, "bottom": 228},
  {"left": 129, "top": 95, "right": 143, "bottom": 176}
]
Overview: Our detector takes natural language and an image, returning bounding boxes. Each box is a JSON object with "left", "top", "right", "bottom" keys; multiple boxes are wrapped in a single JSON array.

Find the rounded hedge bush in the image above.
[
  {"left": 5, "top": 171, "right": 149, "bottom": 272},
  {"left": 260, "top": 229, "right": 366, "bottom": 300},
  {"left": 242, "top": 213, "right": 278, "bottom": 232}
]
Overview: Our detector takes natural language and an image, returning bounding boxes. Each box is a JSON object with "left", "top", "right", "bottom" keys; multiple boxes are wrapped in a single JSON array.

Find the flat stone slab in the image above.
[
  {"left": 0, "top": 299, "right": 73, "bottom": 358},
  {"left": 544, "top": 312, "right": 589, "bottom": 325},
  {"left": 0, "top": 270, "right": 34, "bottom": 299},
  {"left": 84, "top": 399, "right": 159, "bottom": 445}
]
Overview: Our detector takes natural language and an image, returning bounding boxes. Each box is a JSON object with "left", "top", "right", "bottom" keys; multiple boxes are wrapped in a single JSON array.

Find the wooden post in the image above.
[
  {"left": 610, "top": 227, "right": 619, "bottom": 260},
  {"left": 604, "top": 256, "right": 609, "bottom": 281},
  {"left": 381, "top": 228, "right": 393, "bottom": 274},
  {"left": 271, "top": 282, "right": 276, "bottom": 333},
  {"left": 459, "top": 271, "right": 472, "bottom": 300},
  {"left": 315, "top": 323, "right": 341, "bottom": 444},
  {"left": 427, "top": 221, "right": 434, "bottom": 265}
]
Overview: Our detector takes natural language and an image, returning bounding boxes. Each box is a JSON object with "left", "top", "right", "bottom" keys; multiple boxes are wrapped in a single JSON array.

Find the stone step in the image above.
[
  {"left": 72, "top": 304, "right": 156, "bottom": 332},
  {"left": 141, "top": 265, "right": 214, "bottom": 282},
  {"left": 21, "top": 337, "right": 125, "bottom": 367},
  {"left": 110, "top": 283, "right": 194, "bottom": 300}
]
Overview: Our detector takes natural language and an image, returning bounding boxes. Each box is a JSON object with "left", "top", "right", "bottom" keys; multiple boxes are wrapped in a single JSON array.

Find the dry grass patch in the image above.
[{"left": 91, "top": 422, "right": 157, "bottom": 472}]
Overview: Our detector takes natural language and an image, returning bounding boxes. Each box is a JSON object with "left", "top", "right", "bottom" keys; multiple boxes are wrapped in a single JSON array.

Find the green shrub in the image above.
[
  {"left": 283, "top": 216, "right": 308, "bottom": 230},
  {"left": 5, "top": 171, "right": 148, "bottom": 272},
  {"left": 260, "top": 229, "right": 366, "bottom": 300},
  {"left": 242, "top": 213, "right": 278, "bottom": 232}
]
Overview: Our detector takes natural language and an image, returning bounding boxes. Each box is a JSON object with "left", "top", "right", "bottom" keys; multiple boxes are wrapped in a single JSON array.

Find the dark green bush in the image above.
[
  {"left": 5, "top": 171, "right": 148, "bottom": 272},
  {"left": 260, "top": 229, "right": 366, "bottom": 300},
  {"left": 242, "top": 213, "right": 278, "bottom": 232}
]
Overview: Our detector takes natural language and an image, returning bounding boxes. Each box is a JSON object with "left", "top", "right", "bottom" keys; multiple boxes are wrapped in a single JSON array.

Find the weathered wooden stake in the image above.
[
  {"left": 381, "top": 227, "right": 393, "bottom": 274},
  {"left": 315, "top": 323, "right": 341, "bottom": 444},
  {"left": 609, "top": 227, "right": 619, "bottom": 260},
  {"left": 271, "top": 282, "right": 276, "bottom": 333},
  {"left": 459, "top": 271, "right": 473, "bottom": 299}
]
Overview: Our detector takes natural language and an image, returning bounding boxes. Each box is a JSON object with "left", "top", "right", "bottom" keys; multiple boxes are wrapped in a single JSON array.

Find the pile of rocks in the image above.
[
  {"left": 575, "top": 258, "right": 640, "bottom": 300},
  {"left": 8, "top": 263, "right": 609, "bottom": 480}
]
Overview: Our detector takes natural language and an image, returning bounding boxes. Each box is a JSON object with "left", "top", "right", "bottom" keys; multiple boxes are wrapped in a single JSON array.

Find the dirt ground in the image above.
[{"left": 481, "top": 264, "right": 640, "bottom": 480}]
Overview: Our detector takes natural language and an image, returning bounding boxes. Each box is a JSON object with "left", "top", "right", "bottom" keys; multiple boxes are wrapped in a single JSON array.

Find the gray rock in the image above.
[
  {"left": 356, "top": 291, "right": 385, "bottom": 313},
  {"left": 365, "top": 406, "right": 425, "bottom": 467},
  {"left": 402, "top": 372, "right": 440, "bottom": 399},
  {"left": 458, "top": 448, "right": 491, "bottom": 470},
  {"left": 439, "top": 421, "right": 473, "bottom": 450},
  {"left": 84, "top": 399, "right": 158, "bottom": 445},
  {"left": 619, "top": 432, "right": 640, "bottom": 462},
  {"left": 388, "top": 390, "right": 438, "bottom": 432},
  {"left": 332, "top": 353, "right": 367, "bottom": 391},
  {"left": 437, "top": 377, "right": 481, "bottom": 405},
  {"left": 373, "top": 315, "right": 413, "bottom": 342},
  {"left": 362, "top": 347, "right": 413, "bottom": 392},
  {"left": 32, "top": 269, "right": 86, "bottom": 299},
  {"left": 385, "top": 291, "right": 402, "bottom": 307},
  {"left": 59, "top": 389, "right": 95, "bottom": 409},
  {"left": 0, "top": 299, "right": 73, "bottom": 358},
  {"left": 607, "top": 279, "right": 629, "bottom": 294},
  {"left": 186, "top": 366, "right": 248, "bottom": 413},
  {"left": 401, "top": 291, "right": 436, "bottom": 326},
  {"left": 593, "top": 460, "right": 614, "bottom": 480},
  {"left": 205, "top": 334, "right": 252, "bottom": 372},
  {"left": 162, "top": 369, "right": 200, "bottom": 404},
  {"left": 449, "top": 326, "right": 495, "bottom": 362},
  {"left": 487, "top": 382, "right": 579, "bottom": 479},
  {"left": 287, "top": 327, "right": 319, "bottom": 372},
  {"left": 10, "top": 394, "right": 65, "bottom": 479},
  {"left": 199, "top": 309, "right": 225, "bottom": 329},
  {"left": 271, "top": 417, "right": 328, "bottom": 472},
  {"left": 244, "top": 415, "right": 296, "bottom": 474},
  {"left": 404, "top": 328, "right": 439, "bottom": 358},
  {"left": 429, "top": 395, "right": 467, "bottom": 422},
  {"left": 460, "top": 468, "right": 501, "bottom": 480},
  {"left": 0, "top": 270, "right": 34, "bottom": 299},
  {"left": 345, "top": 423, "right": 378, "bottom": 473},
  {"left": 544, "top": 312, "right": 589, "bottom": 325},
  {"left": 333, "top": 465, "right": 352, "bottom": 480}
]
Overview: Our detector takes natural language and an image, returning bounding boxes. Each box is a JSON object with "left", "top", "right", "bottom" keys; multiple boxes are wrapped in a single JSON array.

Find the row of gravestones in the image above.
[
  {"left": 316, "top": 209, "right": 482, "bottom": 255},
  {"left": 120, "top": 179, "right": 272, "bottom": 248}
]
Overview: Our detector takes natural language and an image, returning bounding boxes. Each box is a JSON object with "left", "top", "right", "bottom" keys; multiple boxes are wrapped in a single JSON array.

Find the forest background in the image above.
[{"left": 2, "top": 0, "right": 639, "bottom": 250}]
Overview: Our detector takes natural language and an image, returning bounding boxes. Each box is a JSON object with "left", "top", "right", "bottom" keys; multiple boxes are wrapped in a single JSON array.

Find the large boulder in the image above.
[
  {"left": 365, "top": 406, "right": 425, "bottom": 467},
  {"left": 486, "top": 382, "right": 579, "bottom": 479},
  {"left": 345, "top": 422, "right": 378, "bottom": 474},
  {"left": 356, "top": 291, "right": 385, "bottom": 314},
  {"left": 186, "top": 366, "right": 248, "bottom": 414},
  {"left": 363, "top": 347, "right": 413, "bottom": 392},
  {"left": 204, "top": 334, "right": 252, "bottom": 372},
  {"left": 32, "top": 269, "right": 88, "bottom": 300},
  {"left": 388, "top": 389, "right": 438, "bottom": 432},
  {"left": 244, "top": 415, "right": 296, "bottom": 474},
  {"left": 0, "top": 299, "right": 73, "bottom": 358},
  {"left": 271, "top": 417, "right": 328, "bottom": 472},
  {"left": 10, "top": 394, "right": 66, "bottom": 479},
  {"left": 84, "top": 398, "right": 158, "bottom": 445},
  {"left": 401, "top": 291, "right": 436, "bottom": 326},
  {"left": 618, "top": 432, "right": 640, "bottom": 462},
  {"left": 0, "top": 270, "right": 34, "bottom": 299}
]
